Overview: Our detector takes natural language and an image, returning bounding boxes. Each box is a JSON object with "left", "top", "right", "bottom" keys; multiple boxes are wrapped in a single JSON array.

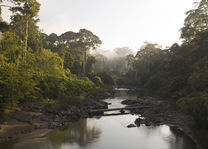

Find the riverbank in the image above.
[
  {"left": 121, "top": 97, "right": 203, "bottom": 149},
  {"left": 0, "top": 92, "right": 111, "bottom": 143},
  {"left": 0, "top": 90, "right": 203, "bottom": 149}
]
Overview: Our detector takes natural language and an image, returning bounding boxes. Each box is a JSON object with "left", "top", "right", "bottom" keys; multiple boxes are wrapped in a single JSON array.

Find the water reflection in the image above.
[
  {"left": 0, "top": 88, "right": 196, "bottom": 149},
  {"left": 47, "top": 119, "right": 101, "bottom": 149},
  {"left": 43, "top": 115, "right": 196, "bottom": 149},
  {"left": 168, "top": 127, "right": 196, "bottom": 149},
  {"left": 113, "top": 89, "right": 137, "bottom": 100},
  {"left": 114, "top": 88, "right": 130, "bottom": 91}
]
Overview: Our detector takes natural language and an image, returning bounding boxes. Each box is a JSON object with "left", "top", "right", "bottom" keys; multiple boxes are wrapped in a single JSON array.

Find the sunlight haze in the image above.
[{"left": 2, "top": 0, "right": 194, "bottom": 50}]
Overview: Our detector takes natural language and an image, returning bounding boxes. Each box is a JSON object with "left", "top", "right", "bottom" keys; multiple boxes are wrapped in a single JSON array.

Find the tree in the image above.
[
  {"left": 114, "top": 47, "right": 134, "bottom": 58},
  {"left": 59, "top": 29, "right": 101, "bottom": 74},
  {"left": 10, "top": 0, "right": 40, "bottom": 57},
  {"left": 125, "top": 54, "right": 135, "bottom": 67},
  {"left": 94, "top": 54, "right": 107, "bottom": 73},
  {"left": 0, "top": 21, "right": 9, "bottom": 32},
  {"left": 0, "top": 31, "right": 22, "bottom": 62},
  {"left": 134, "top": 42, "right": 162, "bottom": 83},
  {"left": 64, "top": 50, "right": 74, "bottom": 69},
  {"left": 86, "top": 56, "right": 96, "bottom": 74},
  {"left": 77, "top": 29, "right": 102, "bottom": 73},
  {"left": 181, "top": 0, "right": 208, "bottom": 42}
]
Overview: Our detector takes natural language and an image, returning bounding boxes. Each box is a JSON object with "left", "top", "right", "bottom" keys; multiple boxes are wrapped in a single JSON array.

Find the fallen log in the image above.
[{"left": 89, "top": 106, "right": 151, "bottom": 113}]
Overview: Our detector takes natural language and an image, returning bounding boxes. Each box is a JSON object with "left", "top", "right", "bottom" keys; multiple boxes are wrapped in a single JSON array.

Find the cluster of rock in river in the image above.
[
  {"left": 121, "top": 97, "right": 202, "bottom": 149},
  {"left": 0, "top": 92, "right": 111, "bottom": 142}
]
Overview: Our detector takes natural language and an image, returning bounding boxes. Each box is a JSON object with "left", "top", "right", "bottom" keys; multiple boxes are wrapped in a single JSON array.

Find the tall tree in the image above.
[
  {"left": 59, "top": 29, "right": 102, "bottom": 74},
  {"left": 86, "top": 56, "right": 96, "bottom": 74},
  {"left": 77, "top": 29, "right": 102, "bottom": 73},
  {"left": 10, "top": 0, "right": 40, "bottom": 57},
  {"left": 181, "top": 0, "right": 208, "bottom": 42}
]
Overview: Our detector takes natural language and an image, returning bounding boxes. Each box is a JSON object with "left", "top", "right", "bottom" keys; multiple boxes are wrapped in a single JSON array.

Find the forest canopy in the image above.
[
  {"left": 0, "top": 0, "right": 208, "bottom": 136},
  {"left": 94, "top": 0, "right": 208, "bottom": 130},
  {"left": 0, "top": 0, "right": 114, "bottom": 120}
]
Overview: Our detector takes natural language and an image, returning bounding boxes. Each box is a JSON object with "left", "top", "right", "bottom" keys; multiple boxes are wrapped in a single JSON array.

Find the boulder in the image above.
[{"left": 127, "top": 124, "right": 136, "bottom": 128}]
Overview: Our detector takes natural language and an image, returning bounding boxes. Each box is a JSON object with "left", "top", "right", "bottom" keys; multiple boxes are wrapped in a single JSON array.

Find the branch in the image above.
[{"left": 0, "top": 4, "right": 12, "bottom": 8}]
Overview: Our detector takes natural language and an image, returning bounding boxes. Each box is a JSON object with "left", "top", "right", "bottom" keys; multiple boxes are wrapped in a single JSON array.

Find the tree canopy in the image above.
[
  {"left": 0, "top": 0, "right": 113, "bottom": 121},
  {"left": 181, "top": 0, "right": 208, "bottom": 42}
]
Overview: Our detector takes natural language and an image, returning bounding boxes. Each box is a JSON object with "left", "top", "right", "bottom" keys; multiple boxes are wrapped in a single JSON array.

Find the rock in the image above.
[
  {"left": 136, "top": 123, "right": 140, "bottom": 127},
  {"left": 121, "top": 99, "right": 140, "bottom": 105},
  {"left": 48, "top": 122, "right": 61, "bottom": 129},
  {"left": 81, "top": 99, "right": 108, "bottom": 110},
  {"left": 134, "top": 118, "right": 143, "bottom": 125},
  {"left": 145, "top": 123, "right": 151, "bottom": 126},
  {"left": 135, "top": 117, "right": 152, "bottom": 126},
  {"left": 127, "top": 124, "right": 136, "bottom": 128},
  {"left": 152, "top": 119, "right": 160, "bottom": 125},
  {"left": 34, "top": 125, "right": 41, "bottom": 130},
  {"left": 120, "top": 109, "right": 125, "bottom": 114},
  {"left": 2, "top": 122, "right": 8, "bottom": 125}
]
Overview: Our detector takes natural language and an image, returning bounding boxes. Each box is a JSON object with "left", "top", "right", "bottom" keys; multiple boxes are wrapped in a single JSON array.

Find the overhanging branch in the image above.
[{"left": 0, "top": 4, "right": 12, "bottom": 8}]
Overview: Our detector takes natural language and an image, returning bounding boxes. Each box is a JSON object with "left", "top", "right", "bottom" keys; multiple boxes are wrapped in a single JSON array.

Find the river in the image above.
[{"left": 0, "top": 88, "right": 196, "bottom": 149}]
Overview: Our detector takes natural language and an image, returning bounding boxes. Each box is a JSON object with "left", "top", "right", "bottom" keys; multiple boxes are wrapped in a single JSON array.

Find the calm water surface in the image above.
[{"left": 0, "top": 89, "right": 196, "bottom": 149}]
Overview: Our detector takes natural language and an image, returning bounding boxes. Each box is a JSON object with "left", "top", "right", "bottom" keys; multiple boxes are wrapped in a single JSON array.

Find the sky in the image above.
[{"left": 2, "top": 0, "right": 194, "bottom": 51}]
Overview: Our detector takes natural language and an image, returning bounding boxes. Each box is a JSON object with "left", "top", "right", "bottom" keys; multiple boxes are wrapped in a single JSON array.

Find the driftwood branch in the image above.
[
  {"left": 0, "top": 4, "right": 12, "bottom": 8},
  {"left": 89, "top": 106, "right": 151, "bottom": 113}
]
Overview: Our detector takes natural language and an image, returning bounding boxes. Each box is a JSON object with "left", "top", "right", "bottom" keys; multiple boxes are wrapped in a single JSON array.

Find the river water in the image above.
[{"left": 0, "top": 88, "right": 196, "bottom": 149}]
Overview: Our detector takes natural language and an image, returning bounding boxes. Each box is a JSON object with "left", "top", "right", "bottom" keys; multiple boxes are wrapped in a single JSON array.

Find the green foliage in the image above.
[
  {"left": 93, "top": 47, "right": 134, "bottom": 80},
  {"left": 92, "top": 76, "right": 104, "bottom": 86},
  {"left": 0, "top": 1, "right": 111, "bottom": 121},
  {"left": 64, "top": 51, "right": 74, "bottom": 69},
  {"left": 86, "top": 56, "right": 96, "bottom": 74},
  {"left": 94, "top": 54, "right": 107, "bottom": 73},
  {"left": 176, "top": 97, "right": 194, "bottom": 114},
  {"left": 0, "top": 21, "right": 9, "bottom": 32},
  {"left": 97, "top": 72, "right": 114, "bottom": 86},
  {"left": 181, "top": 0, "right": 208, "bottom": 42},
  {"left": 188, "top": 57, "right": 208, "bottom": 91},
  {"left": 42, "top": 29, "right": 101, "bottom": 75},
  {"left": 176, "top": 92, "right": 208, "bottom": 128},
  {"left": 65, "top": 77, "right": 94, "bottom": 96},
  {"left": 0, "top": 31, "right": 22, "bottom": 62},
  {"left": 120, "top": 1, "right": 208, "bottom": 130}
]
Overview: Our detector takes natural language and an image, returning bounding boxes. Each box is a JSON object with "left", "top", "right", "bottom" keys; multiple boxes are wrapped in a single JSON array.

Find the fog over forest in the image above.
[{"left": 91, "top": 47, "right": 136, "bottom": 59}]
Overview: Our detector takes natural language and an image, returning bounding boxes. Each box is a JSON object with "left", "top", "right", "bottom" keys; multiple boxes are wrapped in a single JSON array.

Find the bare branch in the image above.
[{"left": 0, "top": 4, "right": 12, "bottom": 8}]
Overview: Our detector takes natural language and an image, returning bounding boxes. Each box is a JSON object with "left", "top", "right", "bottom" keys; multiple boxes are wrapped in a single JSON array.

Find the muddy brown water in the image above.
[{"left": 0, "top": 88, "right": 196, "bottom": 149}]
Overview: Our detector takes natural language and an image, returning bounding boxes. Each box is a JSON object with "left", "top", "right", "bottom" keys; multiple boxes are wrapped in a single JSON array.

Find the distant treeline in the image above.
[{"left": 94, "top": 0, "right": 208, "bottom": 130}]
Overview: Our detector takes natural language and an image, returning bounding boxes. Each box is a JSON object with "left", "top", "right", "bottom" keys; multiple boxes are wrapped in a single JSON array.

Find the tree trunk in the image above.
[
  {"left": 23, "top": 20, "right": 29, "bottom": 58},
  {"left": 82, "top": 49, "right": 87, "bottom": 73},
  {"left": 0, "top": 6, "right": 2, "bottom": 22}
]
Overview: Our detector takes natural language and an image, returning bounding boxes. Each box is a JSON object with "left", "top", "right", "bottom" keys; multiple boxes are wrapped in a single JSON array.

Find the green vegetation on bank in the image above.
[
  {"left": 1, "top": 1, "right": 208, "bottom": 146},
  {"left": 91, "top": 0, "right": 208, "bottom": 141},
  {"left": 120, "top": 0, "right": 208, "bottom": 130},
  {"left": 0, "top": 0, "right": 113, "bottom": 120}
]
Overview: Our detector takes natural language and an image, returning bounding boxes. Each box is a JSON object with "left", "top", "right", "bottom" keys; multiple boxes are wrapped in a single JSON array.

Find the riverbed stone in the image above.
[{"left": 127, "top": 124, "right": 136, "bottom": 128}]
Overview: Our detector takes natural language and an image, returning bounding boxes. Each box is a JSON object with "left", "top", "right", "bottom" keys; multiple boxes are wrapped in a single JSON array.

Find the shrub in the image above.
[
  {"left": 92, "top": 76, "right": 104, "bottom": 86},
  {"left": 176, "top": 93, "right": 208, "bottom": 128}
]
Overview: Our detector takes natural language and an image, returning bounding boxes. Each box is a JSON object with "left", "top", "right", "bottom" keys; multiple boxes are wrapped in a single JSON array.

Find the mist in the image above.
[{"left": 91, "top": 47, "right": 136, "bottom": 80}]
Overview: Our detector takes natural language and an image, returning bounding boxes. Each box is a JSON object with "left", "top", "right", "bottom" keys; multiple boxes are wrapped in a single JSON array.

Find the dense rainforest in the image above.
[
  {"left": 0, "top": 0, "right": 208, "bottom": 147},
  {"left": 93, "top": 0, "right": 208, "bottom": 143},
  {"left": 0, "top": 0, "right": 114, "bottom": 121}
]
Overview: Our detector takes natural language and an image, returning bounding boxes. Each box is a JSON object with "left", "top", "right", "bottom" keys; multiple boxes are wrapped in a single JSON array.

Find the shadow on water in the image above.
[{"left": 47, "top": 119, "right": 101, "bottom": 149}]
